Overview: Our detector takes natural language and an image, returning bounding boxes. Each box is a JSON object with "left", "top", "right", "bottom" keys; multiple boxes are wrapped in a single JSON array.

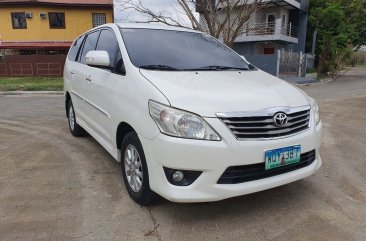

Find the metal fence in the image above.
[
  {"left": 0, "top": 55, "right": 66, "bottom": 77},
  {"left": 246, "top": 22, "right": 299, "bottom": 38},
  {"left": 244, "top": 50, "right": 314, "bottom": 77},
  {"left": 279, "top": 50, "right": 301, "bottom": 76}
]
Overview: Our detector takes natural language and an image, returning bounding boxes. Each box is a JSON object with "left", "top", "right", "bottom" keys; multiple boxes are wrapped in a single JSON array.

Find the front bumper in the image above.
[{"left": 140, "top": 118, "right": 322, "bottom": 202}]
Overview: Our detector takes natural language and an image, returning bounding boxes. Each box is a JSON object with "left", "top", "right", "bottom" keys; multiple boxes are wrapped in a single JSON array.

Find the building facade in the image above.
[
  {"left": 0, "top": 0, "right": 113, "bottom": 76},
  {"left": 197, "top": 0, "right": 310, "bottom": 76},
  {"left": 233, "top": 0, "right": 309, "bottom": 56}
]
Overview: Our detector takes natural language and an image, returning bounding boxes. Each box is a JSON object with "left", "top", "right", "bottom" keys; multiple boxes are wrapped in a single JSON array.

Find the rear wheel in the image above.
[
  {"left": 121, "top": 131, "right": 155, "bottom": 205},
  {"left": 67, "top": 100, "right": 86, "bottom": 137}
]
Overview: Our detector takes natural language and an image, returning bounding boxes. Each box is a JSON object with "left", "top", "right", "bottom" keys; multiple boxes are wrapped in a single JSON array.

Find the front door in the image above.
[
  {"left": 266, "top": 14, "right": 276, "bottom": 34},
  {"left": 74, "top": 29, "right": 110, "bottom": 140}
]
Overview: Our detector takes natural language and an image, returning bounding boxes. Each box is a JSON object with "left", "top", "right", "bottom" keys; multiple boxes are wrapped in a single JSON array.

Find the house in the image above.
[
  {"left": 197, "top": 0, "right": 310, "bottom": 76},
  {"left": 233, "top": 0, "right": 309, "bottom": 55},
  {"left": 0, "top": 0, "right": 114, "bottom": 76}
]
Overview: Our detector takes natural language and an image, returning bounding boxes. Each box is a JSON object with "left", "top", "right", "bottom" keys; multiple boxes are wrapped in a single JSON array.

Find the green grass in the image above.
[{"left": 0, "top": 77, "right": 63, "bottom": 91}]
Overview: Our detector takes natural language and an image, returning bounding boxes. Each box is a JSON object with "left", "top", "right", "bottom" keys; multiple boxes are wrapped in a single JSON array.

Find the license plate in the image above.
[{"left": 265, "top": 145, "right": 301, "bottom": 170}]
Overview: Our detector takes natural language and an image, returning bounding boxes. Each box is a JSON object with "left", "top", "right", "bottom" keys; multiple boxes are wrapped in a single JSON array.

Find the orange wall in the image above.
[{"left": 0, "top": 6, "right": 113, "bottom": 42}]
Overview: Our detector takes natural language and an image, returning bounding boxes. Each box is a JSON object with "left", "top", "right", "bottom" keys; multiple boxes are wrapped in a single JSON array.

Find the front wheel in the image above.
[{"left": 121, "top": 131, "right": 156, "bottom": 205}]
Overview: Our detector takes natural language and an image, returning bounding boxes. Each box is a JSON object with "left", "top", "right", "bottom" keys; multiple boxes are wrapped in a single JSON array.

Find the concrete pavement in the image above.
[{"left": 0, "top": 67, "right": 365, "bottom": 241}]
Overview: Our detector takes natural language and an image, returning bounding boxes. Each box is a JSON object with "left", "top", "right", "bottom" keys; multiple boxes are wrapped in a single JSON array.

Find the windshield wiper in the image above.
[
  {"left": 139, "top": 65, "right": 180, "bottom": 71},
  {"left": 189, "top": 65, "right": 249, "bottom": 71},
  {"left": 140, "top": 64, "right": 249, "bottom": 71}
]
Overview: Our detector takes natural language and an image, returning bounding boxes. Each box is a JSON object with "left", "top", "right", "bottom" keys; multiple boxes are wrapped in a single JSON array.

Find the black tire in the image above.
[
  {"left": 67, "top": 100, "right": 86, "bottom": 137},
  {"left": 121, "top": 131, "right": 156, "bottom": 205}
]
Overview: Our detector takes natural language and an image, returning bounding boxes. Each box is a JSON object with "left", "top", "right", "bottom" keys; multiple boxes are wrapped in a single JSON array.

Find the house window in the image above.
[
  {"left": 11, "top": 12, "right": 27, "bottom": 29},
  {"left": 49, "top": 12, "right": 66, "bottom": 29},
  {"left": 92, "top": 13, "right": 106, "bottom": 28}
]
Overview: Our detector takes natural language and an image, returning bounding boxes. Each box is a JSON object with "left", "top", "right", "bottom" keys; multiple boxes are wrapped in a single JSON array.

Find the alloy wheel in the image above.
[
  {"left": 69, "top": 105, "right": 75, "bottom": 131},
  {"left": 124, "top": 144, "right": 143, "bottom": 192}
]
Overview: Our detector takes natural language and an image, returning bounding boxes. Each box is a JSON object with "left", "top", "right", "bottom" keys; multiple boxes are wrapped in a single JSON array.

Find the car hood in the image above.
[{"left": 140, "top": 69, "right": 310, "bottom": 117}]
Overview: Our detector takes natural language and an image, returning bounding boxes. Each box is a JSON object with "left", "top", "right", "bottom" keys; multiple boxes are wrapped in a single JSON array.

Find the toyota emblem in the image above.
[{"left": 273, "top": 112, "right": 288, "bottom": 127}]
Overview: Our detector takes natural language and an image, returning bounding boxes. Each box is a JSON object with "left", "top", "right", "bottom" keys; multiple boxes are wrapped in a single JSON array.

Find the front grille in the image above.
[
  {"left": 219, "top": 108, "right": 311, "bottom": 139},
  {"left": 217, "top": 150, "right": 316, "bottom": 184}
]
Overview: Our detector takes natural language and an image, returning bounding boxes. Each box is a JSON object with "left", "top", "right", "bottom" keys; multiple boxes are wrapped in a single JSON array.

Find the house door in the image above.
[{"left": 266, "top": 14, "right": 276, "bottom": 34}]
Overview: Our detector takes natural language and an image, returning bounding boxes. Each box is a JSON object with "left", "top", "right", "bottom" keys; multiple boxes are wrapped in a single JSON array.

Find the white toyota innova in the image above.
[{"left": 64, "top": 23, "right": 322, "bottom": 205}]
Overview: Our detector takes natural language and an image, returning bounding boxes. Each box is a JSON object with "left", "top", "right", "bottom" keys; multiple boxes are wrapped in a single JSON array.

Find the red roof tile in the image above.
[
  {"left": 0, "top": 41, "right": 73, "bottom": 49},
  {"left": 0, "top": 0, "right": 113, "bottom": 5},
  {"left": 39, "top": 0, "right": 112, "bottom": 4}
]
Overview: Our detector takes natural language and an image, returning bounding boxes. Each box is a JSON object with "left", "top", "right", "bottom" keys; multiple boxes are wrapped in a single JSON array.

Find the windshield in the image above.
[{"left": 120, "top": 28, "right": 249, "bottom": 71}]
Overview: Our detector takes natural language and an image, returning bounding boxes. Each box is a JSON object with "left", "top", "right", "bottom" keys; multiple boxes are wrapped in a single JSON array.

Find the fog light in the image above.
[
  {"left": 163, "top": 167, "right": 202, "bottom": 186},
  {"left": 172, "top": 170, "right": 184, "bottom": 182}
]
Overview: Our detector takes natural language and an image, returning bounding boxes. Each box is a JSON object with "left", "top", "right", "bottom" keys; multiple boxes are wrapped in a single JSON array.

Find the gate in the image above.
[
  {"left": 278, "top": 50, "right": 306, "bottom": 77},
  {"left": 0, "top": 54, "right": 66, "bottom": 77}
]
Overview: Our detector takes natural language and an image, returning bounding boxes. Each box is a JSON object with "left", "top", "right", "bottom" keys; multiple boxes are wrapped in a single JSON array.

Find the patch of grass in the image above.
[
  {"left": 306, "top": 67, "right": 317, "bottom": 74},
  {"left": 0, "top": 77, "right": 63, "bottom": 91}
]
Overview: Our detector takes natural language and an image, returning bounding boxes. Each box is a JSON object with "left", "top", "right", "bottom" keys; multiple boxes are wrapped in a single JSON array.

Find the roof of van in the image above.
[
  {"left": 73, "top": 23, "right": 204, "bottom": 41},
  {"left": 115, "top": 23, "right": 201, "bottom": 33}
]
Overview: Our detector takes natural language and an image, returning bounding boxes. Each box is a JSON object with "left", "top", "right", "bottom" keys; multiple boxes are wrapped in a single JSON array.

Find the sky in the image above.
[{"left": 114, "top": 0, "right": 198, "bottom": 27}]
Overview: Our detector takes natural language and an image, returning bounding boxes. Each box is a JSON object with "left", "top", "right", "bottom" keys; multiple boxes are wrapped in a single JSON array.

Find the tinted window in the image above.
[
  {"left": 120, "top": 28, "right": 248, "bottom": 71},
  {"left": 68, "top": 35, "right": 85, "bottom": 61},
  {"left": 49, "top": 12, "right": 66, "bottom": 29},
  {"left": 79, "top": 30, "right": 100, "bottom": 63},
  {"left": 96, "top": 29, "right": 123, "bottom": 73}
]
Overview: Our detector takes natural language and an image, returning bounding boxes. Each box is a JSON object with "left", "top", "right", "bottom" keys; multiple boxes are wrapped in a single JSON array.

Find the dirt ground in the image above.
[{"left": 0, "top": 67, "right": 365, "bottom": 241}]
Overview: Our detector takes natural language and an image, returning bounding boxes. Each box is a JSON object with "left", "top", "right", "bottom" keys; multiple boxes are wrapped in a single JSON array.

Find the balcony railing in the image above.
[
  {"left": 246, "top": 20, "right": 299, "bottom": 38},
  {"left": 265, "top": 0, "right": 302, "bottom": 7}
]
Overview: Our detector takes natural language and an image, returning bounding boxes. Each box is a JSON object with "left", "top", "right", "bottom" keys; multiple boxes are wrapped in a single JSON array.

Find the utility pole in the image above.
[{"left": 311, "top": 29, "right": 317, "bottom": 55}]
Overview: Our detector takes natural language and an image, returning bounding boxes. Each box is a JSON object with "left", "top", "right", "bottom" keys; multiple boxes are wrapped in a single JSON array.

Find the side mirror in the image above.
[{"left": 85, "top": 50, "right": 110, "bottom": 68}]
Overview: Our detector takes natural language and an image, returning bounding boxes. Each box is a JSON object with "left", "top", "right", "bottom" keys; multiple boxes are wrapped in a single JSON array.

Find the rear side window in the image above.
[
  {"left": 79, "top": 30, "right": 100, "bottom": 63},
  {"left": 96, "top": 29, "right": 123, "bottom": 73},
  {"left": 68, "top": 35, "right": 85, "bottom": 61}
]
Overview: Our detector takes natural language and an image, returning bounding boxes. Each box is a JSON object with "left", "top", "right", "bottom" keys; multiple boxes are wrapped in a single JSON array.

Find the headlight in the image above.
[
  {"left": 149, "top": 100, "right": 221, "bottom": 141},
  {"left": 313, "top": 102, "right": 320, "bottom": 125}
]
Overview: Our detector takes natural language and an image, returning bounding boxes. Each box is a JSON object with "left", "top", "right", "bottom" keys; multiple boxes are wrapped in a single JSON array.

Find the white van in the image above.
[{"left": 64, "top": 23, "right": 322, "bottom": 205}]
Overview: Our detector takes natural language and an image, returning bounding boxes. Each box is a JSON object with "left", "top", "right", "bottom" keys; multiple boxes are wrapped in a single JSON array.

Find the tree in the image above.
[
  {"left": 306, "top": 0, "right": 366, "bottom": 74},
  {"left": 343, "top": 0, "right": 366, "bottom": 50},
  {"left": 116, "top": 0, "right": 264, "bottom": 48}
]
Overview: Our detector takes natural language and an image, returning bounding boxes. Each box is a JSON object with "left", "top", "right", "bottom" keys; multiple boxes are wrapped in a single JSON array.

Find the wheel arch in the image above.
[
  {"left": 65, "top": 91, "right": 71, "bottom": 118},
  {"left": 116, "top": 122, "right": 136, "bottom": 151}
]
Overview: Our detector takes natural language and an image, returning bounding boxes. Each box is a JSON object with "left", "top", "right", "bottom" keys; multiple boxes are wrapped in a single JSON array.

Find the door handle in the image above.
[
  {"left": 71, "top": 71, "right": 75, "bottom": 75},
  {"left": 86, "top": 76, "right": 92, "bottom": 82}
]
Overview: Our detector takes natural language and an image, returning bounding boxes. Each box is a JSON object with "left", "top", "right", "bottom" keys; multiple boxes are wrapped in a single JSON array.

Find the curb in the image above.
[
  {"left": 288, "top": 79, "right": 321, "bottom": 87},
  {"left": 294, "top": 79, "right": 330, "bottom": 87},
  {"left": 288, "top": 68, "right": 351, "bottom": 86},
  {"left": 0, "top": 91, "right": 64, "bottom": 96},
  {"left": 319, "top": 68, "right": 351, "bottom": 85},
  {"left": 295, "top": 68, "right": 351, "bottom": 87}
]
